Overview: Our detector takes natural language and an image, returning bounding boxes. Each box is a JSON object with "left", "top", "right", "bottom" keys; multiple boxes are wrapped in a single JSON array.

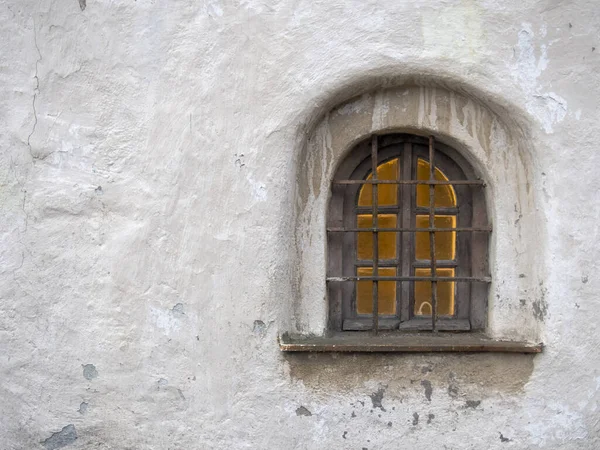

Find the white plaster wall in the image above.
[{"left": 1, "top": 0, "right": 599, "bottom": 449}]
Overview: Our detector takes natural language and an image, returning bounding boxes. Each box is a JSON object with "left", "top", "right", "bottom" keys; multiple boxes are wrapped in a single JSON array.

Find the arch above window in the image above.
[
  {"left": 327, "top": 134, "right": 489, "bottom": 333},
  {"left": 282, "top": 83, "right": 545, "bottom": 352}
]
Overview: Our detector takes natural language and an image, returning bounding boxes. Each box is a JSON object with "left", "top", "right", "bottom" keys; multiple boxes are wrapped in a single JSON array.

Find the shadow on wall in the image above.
[{"left": 285, "top": 352, "right": 534, "bottom": 395}]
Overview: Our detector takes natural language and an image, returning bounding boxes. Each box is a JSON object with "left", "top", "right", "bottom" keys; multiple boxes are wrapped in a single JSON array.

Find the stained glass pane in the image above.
[
  {"left": 356, "top": 267, "right": 396, "bottom": 315},
  {"left": 416, "top": 159, "right": 456, "bottom": 207},
  {"left": 414, "top": 268, "right": 455, "bottom": 316},
  {"left": 357, "top": 214, "right": 397, "bottom": 260},
  {"left": 415, "top": 215, "right": 456, "bottom": 260},
  {"left": 358, "top": 158, "right": 398, "bottom": 206}
]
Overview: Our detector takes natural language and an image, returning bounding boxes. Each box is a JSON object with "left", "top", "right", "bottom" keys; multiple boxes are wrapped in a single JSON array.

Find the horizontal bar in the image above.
[
  {"left": 327, "top": 227, "right": 492, "bottom": 233},
  {"left": 412, "top": 260, "right": 457, "bottom": 268},
  {"left": 334, "top": 179, "right": 485, "bottom": 186},
  {"left": 343, "top": 318, "right": 470, "bottom": 331},
  {"left": 354, "top": 260, "right": 458, "bottom": 267},
  {"left": 356, "top": 207, "right": 459, "bottom": 214},
  {"left": 399, "top": 318, "right": 470, "bottom": 331},
  {"left": 414, "top": 207, "right": 458, "bottom": 215},
  {"left": 343, "top": 318, "right": 400, "bottom": 331},
  {"left": 356, "top": 259, "right": 399, "bottom": 266},
  {"left": 326, "top": 276, "right": 491, "bottom": 282},
  {"left": 354, "top": 206, "right": 458, "bottom": 216}
]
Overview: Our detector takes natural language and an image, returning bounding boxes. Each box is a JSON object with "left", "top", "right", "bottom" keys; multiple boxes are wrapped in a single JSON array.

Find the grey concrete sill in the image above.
[{"left": 278, "top": 332, "right": 543, "bottom": 353}]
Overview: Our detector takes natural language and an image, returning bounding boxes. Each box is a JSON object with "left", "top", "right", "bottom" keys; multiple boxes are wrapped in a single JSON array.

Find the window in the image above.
[
  {"left": 327, "top": 134, "right": 490, "bottom": 333},
  {"left": 280, "top": 85, "right": 543, "bottom": 353}
]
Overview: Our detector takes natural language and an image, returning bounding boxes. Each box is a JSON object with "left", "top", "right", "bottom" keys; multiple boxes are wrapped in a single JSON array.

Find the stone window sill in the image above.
[{"left": 278, "top": 332, "right": 543, "bottom": 353}]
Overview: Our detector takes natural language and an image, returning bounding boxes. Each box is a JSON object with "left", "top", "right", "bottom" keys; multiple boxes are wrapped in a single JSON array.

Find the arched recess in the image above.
[{"left": 291, "top": 82, "right": 545, "bottom": 342}]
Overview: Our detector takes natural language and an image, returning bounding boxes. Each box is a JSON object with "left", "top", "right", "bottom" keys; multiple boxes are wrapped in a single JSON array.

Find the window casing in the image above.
[{"left": 327, "top": 134, "right": 490, "bottom": 333}]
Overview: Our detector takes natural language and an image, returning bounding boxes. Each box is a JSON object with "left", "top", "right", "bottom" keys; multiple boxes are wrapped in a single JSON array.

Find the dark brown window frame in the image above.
[{"left": 327, "top": 133, "right": 490, "bottom": 334}]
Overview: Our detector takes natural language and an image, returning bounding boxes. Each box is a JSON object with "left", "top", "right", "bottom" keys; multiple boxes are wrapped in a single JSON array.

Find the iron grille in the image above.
[{"left": 326, "top": 135, "right": 492, "bottom": 334}]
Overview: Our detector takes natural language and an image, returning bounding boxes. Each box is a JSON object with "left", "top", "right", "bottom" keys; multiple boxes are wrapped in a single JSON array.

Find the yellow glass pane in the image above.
[
  {"left": 358, "top": 158, "right": 398, "bottom": 206},
  {"left": 415, "top": 215, "right": 456, "bottom": 260},
  {"left": 414, "top": 268, "right": 455, "bottom": 316},
  {"left": 357, "top": 214, "right": 397, "bottom": 260},
  {"left": 416, "top": 158, "right": 456, "bottom": 207},
  {"left": 356, "top": 267, "right": 396, "bottom": 315}
]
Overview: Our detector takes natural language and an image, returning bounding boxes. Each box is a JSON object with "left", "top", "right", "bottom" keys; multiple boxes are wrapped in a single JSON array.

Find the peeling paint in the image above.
[
  {"left": 421, "top": 380, "right": 433, "bottom": 401},
  {"left": 532, "top": 299, "right": 548, "bottom": 321},
  {"left": 253, "top": 319, "right": 267, "bottom": 335},
  {"left": 369, "top": 387, "right": 386, "bottom": 411},
  {"left": 511, "top": 23, "right": 568, "bottom": 133},
  {"left": 42, "top": 425, "right": 77, "bottom": 450},
  {"left": 77, "top": 402, "right": 88, "bottom": 414},
  {"left": 295, "top": 406, "right": 312, "bottom": 417},
  {"left": 149, "top": 306, "right": 183, "bottom": 335},
  {"left": 82, "top": 364, "right": 98, "bottom": 380},
  {"left": 172, "top": 303, "right": 185, "bottom": 315}
]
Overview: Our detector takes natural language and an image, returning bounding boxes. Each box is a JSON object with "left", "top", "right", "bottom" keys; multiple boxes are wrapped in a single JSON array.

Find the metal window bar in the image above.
[
  {"left": 334, "top": 180, "right": 485, "bottom": 185},
  {"left": 328, "top": 276, "right": 492, "bottom": 282},
  {"left": 428, "top": 136, "right": 438, "bottom": 332},
  {"left": 371, "top": 136, "right": 379, "bottom": 334},
  {"left": 327, "top": 135, "right": 491, "bottom": 333},
  {"left": 327, "top": 227, "right": 492, "bottom": 232}
]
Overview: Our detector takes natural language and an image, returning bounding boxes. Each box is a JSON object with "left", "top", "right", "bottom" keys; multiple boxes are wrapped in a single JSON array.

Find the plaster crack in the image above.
[
  {"left": 27, "top": 21, "right": 42, "bottom": 162},
  {"left": 12, "top": 251, "right": 25, "bottom": 281},
  {"left": 21, "top": 189, "right": 29, "bottom": 233}
]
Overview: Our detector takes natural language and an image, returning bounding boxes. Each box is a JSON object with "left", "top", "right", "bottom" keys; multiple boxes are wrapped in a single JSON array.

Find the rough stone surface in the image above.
[{"left": 1, "top": 1, "right": 599, "bottom": 449}]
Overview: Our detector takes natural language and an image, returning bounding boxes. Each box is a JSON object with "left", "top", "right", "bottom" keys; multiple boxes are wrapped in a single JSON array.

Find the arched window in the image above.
[{"left": 327, "top": 134, "right": 490, "bottom": 333}]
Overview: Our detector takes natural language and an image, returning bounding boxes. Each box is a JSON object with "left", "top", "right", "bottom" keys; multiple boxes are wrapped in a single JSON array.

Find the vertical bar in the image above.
[
  {"left": 371, "top": 135, "right": 379, "bottom": 334},
  {"left": 395, "top": 146, "right": 402, "bottom": 322},
  {"left": 428, "top": 136, "right": 438, "bottom": 332},
  {"left": 400, "top": 143, "right": 412, "bottom": 322}
]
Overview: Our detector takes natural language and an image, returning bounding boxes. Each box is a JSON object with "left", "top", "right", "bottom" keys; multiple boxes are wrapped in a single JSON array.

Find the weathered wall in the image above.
[{"left": 1, "top": 0, "right": 599, "bottom": 449}]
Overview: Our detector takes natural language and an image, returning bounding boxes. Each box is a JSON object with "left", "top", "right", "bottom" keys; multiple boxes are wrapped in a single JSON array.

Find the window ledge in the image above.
[{"left": 278, "top": 332, "right": 543, "bottom": 353}]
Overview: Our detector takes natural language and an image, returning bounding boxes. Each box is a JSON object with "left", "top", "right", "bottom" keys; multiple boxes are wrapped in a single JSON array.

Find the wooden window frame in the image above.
[{"left": 327, "top": 134, "right": 490, "bottom": 333}]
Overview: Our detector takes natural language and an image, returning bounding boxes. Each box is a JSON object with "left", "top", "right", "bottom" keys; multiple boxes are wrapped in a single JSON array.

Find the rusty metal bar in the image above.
[
  {"left": 371, "top": 136, "right": 379, "bottom": 335},
  {"left": 429, "top": 136, "right": 438, "bottom": 332},
  {"left": 396, "top": 145, "right": 403, "bottom": 321},
  {"left": 327, "top": 227, "right": 492, "bottom": 233},
  {"left": 334, "top": 179, "right": 485, "bottom": 186},
  {"left": 356, "top": 206, "right": 458, "bottom": 214},
  {"left": 327, "top": 276, "right": 491, "bottom": 282}
]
